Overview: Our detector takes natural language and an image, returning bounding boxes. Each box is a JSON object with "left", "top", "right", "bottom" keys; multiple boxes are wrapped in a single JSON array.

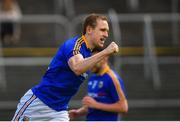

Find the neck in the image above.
[{"left": 84, "top": 34, "right": 94, "bottom": 49}]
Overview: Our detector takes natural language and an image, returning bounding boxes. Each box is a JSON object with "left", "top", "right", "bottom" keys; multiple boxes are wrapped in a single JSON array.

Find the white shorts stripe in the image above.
[
  {"left": 12, "top": 89, "right": 70, "bottom": 121},
  {"left": 13, "top": 94, "right": 37, "bottom": 121}
]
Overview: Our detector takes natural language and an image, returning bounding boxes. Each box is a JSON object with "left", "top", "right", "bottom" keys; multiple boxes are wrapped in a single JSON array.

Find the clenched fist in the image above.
[{"left": 104, "top": 42, "right": 119, "bottom": 55}]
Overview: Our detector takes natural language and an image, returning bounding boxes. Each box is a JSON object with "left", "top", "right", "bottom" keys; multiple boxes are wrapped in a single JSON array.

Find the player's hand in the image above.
[
  {"left": 82, "top": 96, "right": 97, "bottom": 109},
  {"left": 68, "top": 109, "right": 79, "bottom": 120},
  {"left": 104, "top": 42, "right": 119, "bottom": 55}
]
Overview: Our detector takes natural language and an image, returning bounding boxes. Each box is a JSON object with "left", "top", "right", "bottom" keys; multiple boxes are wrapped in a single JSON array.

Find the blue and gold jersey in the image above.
[
  {"left": 32, "top": 35, "right": 92, "bottom": 111},
  {"left": 86, "top": 66, "right": 126, "bottom": 121}
]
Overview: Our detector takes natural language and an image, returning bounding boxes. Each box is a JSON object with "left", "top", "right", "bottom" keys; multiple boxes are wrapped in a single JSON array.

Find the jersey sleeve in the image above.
[{"left": 63, "top": 37, "right": 84, "bottom": 61}]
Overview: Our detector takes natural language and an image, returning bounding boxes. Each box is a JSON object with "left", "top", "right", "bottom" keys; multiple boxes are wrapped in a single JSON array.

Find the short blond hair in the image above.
[{"left": 82, "top": 13, "right": 108, "bottom": 35}]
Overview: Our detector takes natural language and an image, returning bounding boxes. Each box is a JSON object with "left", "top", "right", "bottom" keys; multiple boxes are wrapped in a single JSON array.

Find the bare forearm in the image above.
[
  {"left": 94, "top": 100, "right": 128, "bottom": 113},
  {"left": 76, "top": 106, "right": 88, "bottom": 115},
  {"left": 70, "top": 50, "right": 109, "bottom": 75},
  {"left": 68, "top": 42, "right": 119, "bottom": 75},
  {"left": 78, "top": 50, "right": 108, "bottom": 74}
]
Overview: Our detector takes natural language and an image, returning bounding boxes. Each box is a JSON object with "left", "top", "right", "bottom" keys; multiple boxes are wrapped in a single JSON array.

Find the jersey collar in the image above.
[
  {"left": 82, "top": 35, "right": 92, "bottom": 51},
  {"left": 99, "top": 65, "right": 110, "bottom": 76}
]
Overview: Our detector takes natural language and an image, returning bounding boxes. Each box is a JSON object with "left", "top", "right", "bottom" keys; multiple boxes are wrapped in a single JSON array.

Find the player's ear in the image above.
[{"left": 86, "top": 25, "right": 93, "bottom": 34}]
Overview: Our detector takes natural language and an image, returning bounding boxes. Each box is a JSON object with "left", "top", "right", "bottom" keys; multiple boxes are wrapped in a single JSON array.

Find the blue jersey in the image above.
[
  {"left": 86, "top": 66, "right": 126, "bottom": 121},
  {"left": 32, "top": 35, "right": 92, "bottom": 111}
]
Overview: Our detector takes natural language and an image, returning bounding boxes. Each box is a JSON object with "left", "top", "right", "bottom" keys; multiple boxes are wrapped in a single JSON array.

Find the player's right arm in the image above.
[
  {"left": 68, "top": 42, "right": 119, "bottom": 75},
  {"left": 68, "top": 106, "right": 88, "bottom": 120}
]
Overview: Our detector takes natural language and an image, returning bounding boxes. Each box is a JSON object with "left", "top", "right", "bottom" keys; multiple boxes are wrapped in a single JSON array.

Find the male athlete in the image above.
[
  {"left": 12, "top": 13, "right": 119, "bottom": 121},
  {"left": 69, "top": 51, "right": 128, "bottom": 121}
]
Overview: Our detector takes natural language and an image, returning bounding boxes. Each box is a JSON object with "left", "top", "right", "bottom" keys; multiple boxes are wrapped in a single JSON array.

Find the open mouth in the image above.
[{"left": 100, "top": 38, "right": 105, "bottom": 43}]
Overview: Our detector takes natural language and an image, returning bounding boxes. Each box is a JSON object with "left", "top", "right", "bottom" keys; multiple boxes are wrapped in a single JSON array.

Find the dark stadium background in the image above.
[{"left": 0, "top": 0, "right": 180, "bottom": 120}]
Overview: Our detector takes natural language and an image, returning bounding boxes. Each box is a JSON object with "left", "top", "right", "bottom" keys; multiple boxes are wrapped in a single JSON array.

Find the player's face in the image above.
[{"left": 91, "top": 19, "right": 109, "bottom": 48}]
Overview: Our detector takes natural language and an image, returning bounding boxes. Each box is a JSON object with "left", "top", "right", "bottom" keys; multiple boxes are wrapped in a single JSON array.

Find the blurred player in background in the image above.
[
  {"left": 0, "top": 0, "right": 22, "bottom": 45},
  {"left": 12, "top": 13, "right": 119, "bottom": 121},
  {"left": 69, "top": 50, "right": 128, "bottom": 121}
]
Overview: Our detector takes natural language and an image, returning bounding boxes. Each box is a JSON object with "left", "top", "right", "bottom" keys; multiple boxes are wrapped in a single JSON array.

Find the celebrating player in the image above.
[{"left": 12, "top": 13, "right": 119, "bottom": 121}]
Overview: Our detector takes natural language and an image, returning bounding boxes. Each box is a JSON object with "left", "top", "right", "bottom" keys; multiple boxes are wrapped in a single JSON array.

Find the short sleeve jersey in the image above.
[
  {"left": 86, "top": 66, "right": 126, "bottom": 121},
  {"left": 32, "top": 35, "right": 92, "bottom": 111}
]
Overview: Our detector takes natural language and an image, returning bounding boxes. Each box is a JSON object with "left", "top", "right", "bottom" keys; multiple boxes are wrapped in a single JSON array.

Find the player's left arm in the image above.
[{"left": 82, "top": 96, "right": 128, "bottom": 114}]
